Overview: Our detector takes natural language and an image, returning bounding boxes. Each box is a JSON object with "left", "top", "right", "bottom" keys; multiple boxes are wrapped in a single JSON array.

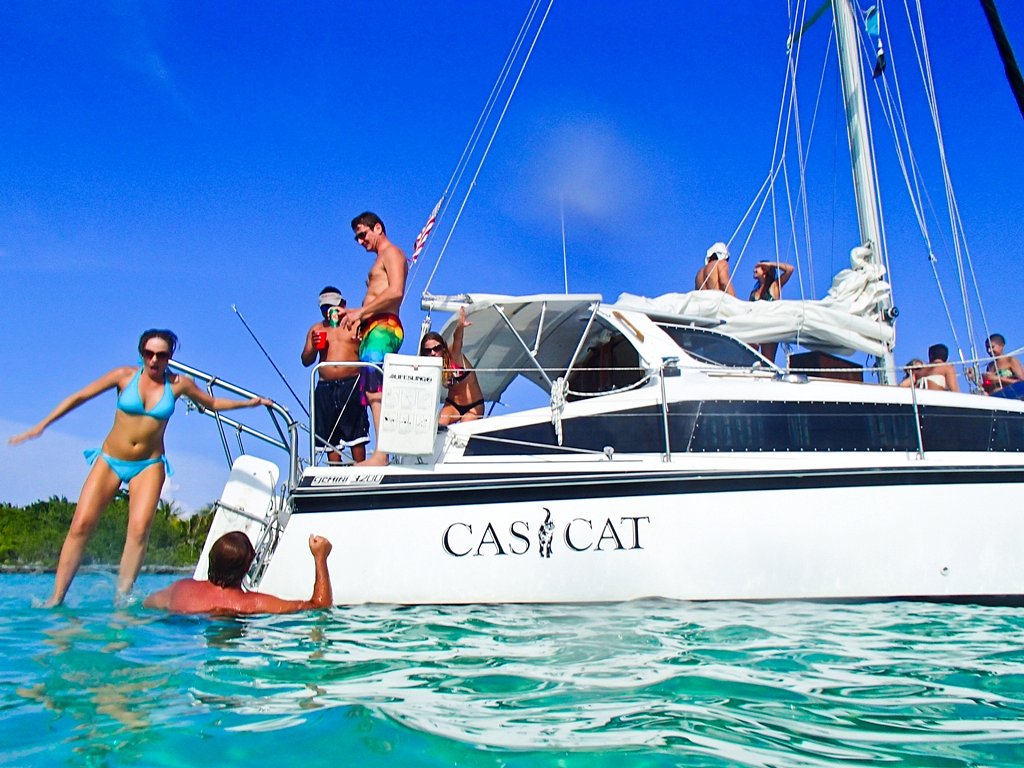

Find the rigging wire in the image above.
[
  {"left": 870, "top": 2, "right": 966, "bottom": 363},
  {"left": 770, "top": 2, "right": 803, "bottom": 295},
  {"left": 794, "top": 24, "right": 837, "bottom": 296},
  {"left": 560, "top": 195, "right": 569, "bottom": 294},
  {"left": 406, "top": 0, "right": 545, "bottom": 303},
  {"left": 788, "top": 39, "right": 817, "bottom": 293},
  {"left": 419, "top": 0, "right": 555, "bottom": 299},
  {"left": 909, "top": 0, "right": 991, "bottom": 364}
]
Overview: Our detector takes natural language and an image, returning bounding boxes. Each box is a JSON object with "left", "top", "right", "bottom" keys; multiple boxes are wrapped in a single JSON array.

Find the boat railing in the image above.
[
  {"left": 168, "top": 360, "right": 301, "bottom": 488},
  {"left": 467, "top": 357, "right": 1015, "bottom": 459},
  {"left": 294, "top": 355, "right": 1012, "bottom": 468},
  {"left": 907, "top": 380, "right": 926, "bottom": 459},
  {"left": 308, "top": 361, "right": 383, "bottom": 466}
]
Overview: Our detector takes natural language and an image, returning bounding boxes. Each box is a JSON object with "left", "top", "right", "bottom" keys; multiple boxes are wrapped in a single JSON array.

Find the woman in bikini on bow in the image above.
[
  {"left": 420, "top": 307, "right": 485, "bottom": 426},
  {"left": 748, "top": 260, "right": 795, "bottom": 364},
  {"left": 9, "top": 329, "right": 272, "bottom": 607}
]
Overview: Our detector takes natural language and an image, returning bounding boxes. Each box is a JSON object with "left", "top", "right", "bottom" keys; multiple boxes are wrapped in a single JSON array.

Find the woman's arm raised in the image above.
[{"left": 449, "top": 306, "right": 472, "bottom": 366}]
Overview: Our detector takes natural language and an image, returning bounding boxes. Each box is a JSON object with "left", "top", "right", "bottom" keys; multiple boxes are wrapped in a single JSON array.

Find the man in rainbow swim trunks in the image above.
[{"left": 344, "top": 211, "right": 408, "bottom": 466}]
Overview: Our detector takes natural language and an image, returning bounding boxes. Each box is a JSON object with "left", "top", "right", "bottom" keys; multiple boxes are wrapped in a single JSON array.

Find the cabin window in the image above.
[
  {"left": 989, "top": 411, "right": 1024, "bottom": 451},
  {"left": 463, "top": 400, "right": 998, "bottom": 455},
  {"left": 684, "top": 401, "right": 918, "bottom": 452},
  {"left": 566, "top": 323, "right": 643, "bottom": 399},
  {"left": 919, "top": 407, "right": 994, "bottom": 452},
  {"left": 656, "top": 324, "right": 765, "bottom": 368}
]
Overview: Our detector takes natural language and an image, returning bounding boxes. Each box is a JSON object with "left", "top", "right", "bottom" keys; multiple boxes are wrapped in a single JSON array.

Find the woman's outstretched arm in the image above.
[
  {"left": 178, "top": 377, "right": 273, "bottom": 412},
  {"left": 8, "top": 367, "right": 132, "bottom": 445}
]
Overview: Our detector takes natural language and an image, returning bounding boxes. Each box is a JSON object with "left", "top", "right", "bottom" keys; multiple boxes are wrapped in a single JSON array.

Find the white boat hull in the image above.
[
  {"left": 194, "top": 297, "right": 1024, "bottom": 606},
  {"left": 253, "top": 462, "right": 1024, "bottom": 604}
]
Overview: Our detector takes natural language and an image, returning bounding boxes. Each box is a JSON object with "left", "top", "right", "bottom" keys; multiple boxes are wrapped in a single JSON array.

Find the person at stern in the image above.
[{"left": 343, "top": 212, "right": 408, "bottom": 466}]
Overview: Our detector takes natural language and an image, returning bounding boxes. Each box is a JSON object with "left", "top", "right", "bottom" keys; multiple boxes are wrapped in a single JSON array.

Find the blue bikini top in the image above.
[{"left": 117, "top": 368, "right": 177, "bottom": 421}]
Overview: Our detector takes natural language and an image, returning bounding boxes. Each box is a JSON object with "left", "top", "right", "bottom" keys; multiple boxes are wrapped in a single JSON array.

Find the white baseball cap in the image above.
[{"left": 705, "top": 242, "right": 730, "bottom": 263}]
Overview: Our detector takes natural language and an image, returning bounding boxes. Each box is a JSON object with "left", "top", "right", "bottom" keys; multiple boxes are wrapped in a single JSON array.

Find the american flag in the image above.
[{"left": 411, "top": 196, "right": 444, "bottom": 263}]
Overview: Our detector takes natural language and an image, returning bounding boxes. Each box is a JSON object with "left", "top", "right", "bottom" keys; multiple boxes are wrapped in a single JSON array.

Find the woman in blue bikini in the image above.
[{"left": 9, "top": 329, "right": 272, "bottom": 607}]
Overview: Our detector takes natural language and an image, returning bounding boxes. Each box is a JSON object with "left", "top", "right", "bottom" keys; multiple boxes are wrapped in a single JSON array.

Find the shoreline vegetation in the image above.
[{"left": 0, "top": 496, "right": 214, "bottom": 570}]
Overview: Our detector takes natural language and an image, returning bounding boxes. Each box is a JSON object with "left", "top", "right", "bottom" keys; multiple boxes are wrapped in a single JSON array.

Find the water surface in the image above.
[{"left": 2, "top": 573, "right": 1024, "bottom": 766}]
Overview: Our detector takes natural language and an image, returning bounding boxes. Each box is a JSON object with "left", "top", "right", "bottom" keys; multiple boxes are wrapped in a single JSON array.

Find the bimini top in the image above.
[{"left": 424, "top": 293, "right": 605, "bottom": 403}]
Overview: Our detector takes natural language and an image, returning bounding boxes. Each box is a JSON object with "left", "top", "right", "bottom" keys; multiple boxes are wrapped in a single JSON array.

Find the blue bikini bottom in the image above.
[{"left": 84, "top": 449, "right": 174, "bottom": 484}]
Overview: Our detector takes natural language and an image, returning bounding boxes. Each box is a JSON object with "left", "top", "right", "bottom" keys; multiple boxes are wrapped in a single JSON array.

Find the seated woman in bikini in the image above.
[
  {"left": 900, "top": 344, "right": 959, "bottom": 392},
  {"left": 8, "top": 329, "right": 273, "bottom": 607},
  {"left": 420, "top": 307, "right": 485, "bottom": 426},
  {"left": 980, "top": 333, "right": 1023, "bottom": 394}
]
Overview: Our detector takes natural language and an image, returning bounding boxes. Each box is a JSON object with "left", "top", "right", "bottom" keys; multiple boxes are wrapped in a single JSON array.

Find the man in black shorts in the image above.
[{"left": 301, "top": 286, "right": 370, "bottom": 463}]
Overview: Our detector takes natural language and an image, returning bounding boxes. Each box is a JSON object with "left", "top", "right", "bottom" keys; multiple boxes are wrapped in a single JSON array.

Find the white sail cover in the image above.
[{"left": 616, "top": 246, "right": 895, "bottom": 357}]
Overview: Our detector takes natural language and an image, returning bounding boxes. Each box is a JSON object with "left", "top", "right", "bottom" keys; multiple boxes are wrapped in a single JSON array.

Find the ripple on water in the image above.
[{"left": 3, "top": 576, "right": 1024, "bottom": 766}]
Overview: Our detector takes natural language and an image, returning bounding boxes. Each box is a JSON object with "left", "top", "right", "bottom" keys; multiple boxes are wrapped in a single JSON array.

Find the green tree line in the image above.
[{"left": 0, "top": 495, "right": 215, "bottom": 568}]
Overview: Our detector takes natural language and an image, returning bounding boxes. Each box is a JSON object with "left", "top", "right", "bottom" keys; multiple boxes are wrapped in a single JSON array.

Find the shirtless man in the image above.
[
  {"left": 302, "top": 286, "right": 369, "bottom": 463},
  {"left": 144, "top": 532, "right": 333, "bottom": 614},
  {"left": 343, "top": 212, "right": 408, "bottom": 466},
  {"left": 695, "top": 241, "right": 736, "bottom": 296}
]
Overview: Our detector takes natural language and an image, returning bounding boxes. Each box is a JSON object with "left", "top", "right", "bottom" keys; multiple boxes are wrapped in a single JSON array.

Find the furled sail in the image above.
[{"left": 616, "top": 246, "right": 894, "bottom": 357}]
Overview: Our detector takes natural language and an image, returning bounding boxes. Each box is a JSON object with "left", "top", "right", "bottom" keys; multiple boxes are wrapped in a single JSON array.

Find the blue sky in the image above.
[{"left": 2, "top": 1, "right": 1022, "bottom": 511}]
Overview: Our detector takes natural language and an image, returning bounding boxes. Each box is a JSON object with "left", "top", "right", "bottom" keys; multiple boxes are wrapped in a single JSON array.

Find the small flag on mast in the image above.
[
  {"left": 863, "top": 7, "right": 886, "bottom": 78},
  {"left": 864, "top": 5, "right": 879, "bottom": 37},
  {"left": 411, "top": 196, "right": 444, "bottom": 263}
]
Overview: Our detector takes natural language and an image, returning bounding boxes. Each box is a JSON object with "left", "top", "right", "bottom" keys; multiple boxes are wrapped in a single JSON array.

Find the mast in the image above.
[{"left": 833, "top": 0, "right": 896, "bottom": 383}]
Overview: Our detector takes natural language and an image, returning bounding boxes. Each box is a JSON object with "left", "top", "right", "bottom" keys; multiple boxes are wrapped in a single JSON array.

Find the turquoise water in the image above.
[{"left": 2, "top": 574, "right": 1024, "bottom": 766}]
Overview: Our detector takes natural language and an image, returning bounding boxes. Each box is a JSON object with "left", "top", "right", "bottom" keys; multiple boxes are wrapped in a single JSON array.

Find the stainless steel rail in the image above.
[
  {"left": 168, "top": 360, "right": 300, "bottom": 489},
  {"left": 308, "top": 361, "right": 383, "bottom": 465}
]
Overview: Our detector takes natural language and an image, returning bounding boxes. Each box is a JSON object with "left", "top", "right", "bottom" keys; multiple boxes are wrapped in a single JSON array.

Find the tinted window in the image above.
[
  {"left": 919, "top": 407, "right": 993, "bottom": 452},
  {"left": 685, "top": 401, "right": 918, "bottom": 452},
  {"left": 657, "top": 325, "right": 766, "bottom": 368},
  {"left": 991, "top": 411, "right": 1024, "bottom": 451},
  {"left": 465, "top": 401, "right": 1024, "bottom": 456},
  {"left": 566, "top": 324, "right": 643, "bottom": 399}
]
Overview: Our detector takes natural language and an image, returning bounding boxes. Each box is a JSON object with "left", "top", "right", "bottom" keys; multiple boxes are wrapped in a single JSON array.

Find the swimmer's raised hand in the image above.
[{"left": 308, "top": 534, "right": 332, "bottom": 559}]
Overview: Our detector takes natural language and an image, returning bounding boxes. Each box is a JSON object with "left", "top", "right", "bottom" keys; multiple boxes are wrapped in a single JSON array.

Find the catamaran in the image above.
[{"left": 181, "top": 0, "right": 1024, "bottom": 605}]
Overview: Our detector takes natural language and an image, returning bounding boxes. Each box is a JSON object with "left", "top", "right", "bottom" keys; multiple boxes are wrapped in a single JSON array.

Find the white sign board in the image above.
[{"left": 376, "top": 353, "right": 443, "bottom": 456}]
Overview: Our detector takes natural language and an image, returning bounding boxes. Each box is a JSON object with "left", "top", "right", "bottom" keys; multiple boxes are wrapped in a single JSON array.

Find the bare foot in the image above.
[
  {"left": 115, "top": 593, "right": 139, "bottom": 610},
  {"left": 356, "top": 451, "right": 390, "bottom": 467},
  {"left": 41, "top": 595, "right": 63, "bottom": 609}
]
